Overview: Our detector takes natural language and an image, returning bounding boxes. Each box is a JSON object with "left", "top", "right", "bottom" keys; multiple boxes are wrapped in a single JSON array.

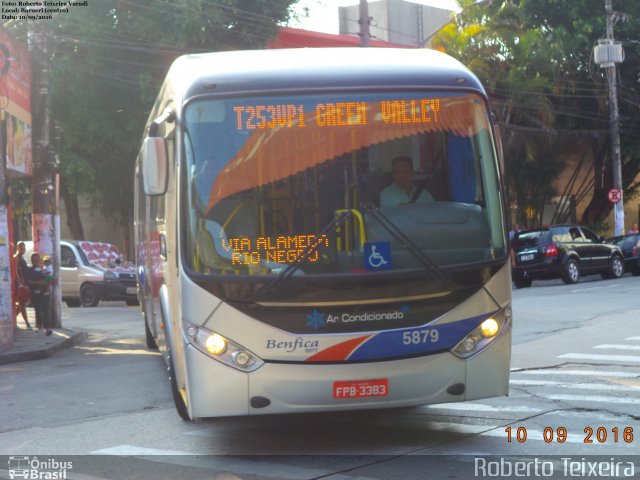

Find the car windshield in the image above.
[
  {"left": 78, "top": 241, "right": 130, "bottom": 269},
  {"left": 513, "top": 230, "right": 548, "bottom": 249},
  {"left": 182, "top": 90, "right": 506, "bottom": 280}
]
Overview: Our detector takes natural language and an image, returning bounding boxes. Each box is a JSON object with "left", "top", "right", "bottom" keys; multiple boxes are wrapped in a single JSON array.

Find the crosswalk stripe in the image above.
[
  {"left": 594, "top": 344, "right": 640, "bottom": 351},
  {"left": 513, "top": 369, "right": 638, "bottom": 378},
  {"left": 557, "top": 353, "right": 640, "bottom": 363},
  {"left": 626, "top": 336, "right": 640, "bottom": 341},
  {"left": 546, "top": 394, "right": 640, "bottom": 405},
  {"left": 510, "top": 379, "right": 640, "bottom": 392},
  {"left": 90, "top": 445, "right": 193, "bottom": 455},
  {"left": 424, "top": 403, "right": 539, "bottom": 413}
]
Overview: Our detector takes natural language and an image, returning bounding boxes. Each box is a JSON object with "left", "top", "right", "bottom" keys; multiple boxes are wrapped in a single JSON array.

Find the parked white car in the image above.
[{"left": 23, "top": 240, "right": 138, "bottom": 307}]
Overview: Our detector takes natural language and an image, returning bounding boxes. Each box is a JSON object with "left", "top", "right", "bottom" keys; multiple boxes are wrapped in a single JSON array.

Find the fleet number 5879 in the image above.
[{"left": 402, "top": 329, "right": 439, "bottom": 345}]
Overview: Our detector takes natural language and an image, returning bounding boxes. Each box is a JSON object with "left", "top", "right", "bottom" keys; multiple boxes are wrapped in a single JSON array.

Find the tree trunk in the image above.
[
  {"left": 62, "top": 189, "right": 84, "bottom": 240},
  {"left": 580, "top": 139, "right": 612, "bottom": 226}
]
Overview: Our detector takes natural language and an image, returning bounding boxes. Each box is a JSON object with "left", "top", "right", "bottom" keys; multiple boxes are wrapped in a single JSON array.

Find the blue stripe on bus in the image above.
[{"left": 345, "top": 312, "right": 495, "bottom": 361}]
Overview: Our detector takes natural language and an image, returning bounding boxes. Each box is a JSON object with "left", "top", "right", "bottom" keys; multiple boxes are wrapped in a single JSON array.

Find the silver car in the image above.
[{"left": 23, "top": 240, "right": 138, "bottom": 307}]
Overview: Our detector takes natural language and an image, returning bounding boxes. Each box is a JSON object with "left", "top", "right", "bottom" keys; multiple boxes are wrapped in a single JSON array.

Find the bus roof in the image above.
[{"left": 165, "top": 48, "right": 486, "bottom": 101}]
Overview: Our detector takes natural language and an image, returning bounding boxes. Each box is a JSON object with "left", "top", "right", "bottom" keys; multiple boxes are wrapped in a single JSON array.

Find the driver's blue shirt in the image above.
[{"left": 380, "top": 183, "right": 434, "bottom": 207}]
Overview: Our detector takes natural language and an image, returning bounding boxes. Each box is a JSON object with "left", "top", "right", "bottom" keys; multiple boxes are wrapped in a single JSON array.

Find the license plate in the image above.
[
  {"left": 519, "top": 253, "right": 535, "bottom": 262},
  {"left": 333, "top": 379, "right": 389, "bottom": 399},
  {"left": 126, "top": 287, "right": 137, "bottom": 294}
]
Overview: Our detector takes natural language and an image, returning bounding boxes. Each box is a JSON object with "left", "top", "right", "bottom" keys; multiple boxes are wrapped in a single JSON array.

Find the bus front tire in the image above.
[
  {"left": 168, "top": 353, "right": 191, "bottom": 421},
  {"left": 144, "top": 319, "right": 158, "bottom": 350}
]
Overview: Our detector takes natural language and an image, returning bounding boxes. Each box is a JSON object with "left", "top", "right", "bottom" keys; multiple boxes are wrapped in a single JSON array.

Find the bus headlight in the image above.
[
  {"left": 480, "top": 318, "right": 499, "bottom": 337},
  {"left": 187, "top": 325, "right": 264, "bottom": 372},
  {"left": 452, "top": 307, "right": 511, "bottom": 358},
  {"left": 205, "top": 334, "right": 227, "bottom": 355}
]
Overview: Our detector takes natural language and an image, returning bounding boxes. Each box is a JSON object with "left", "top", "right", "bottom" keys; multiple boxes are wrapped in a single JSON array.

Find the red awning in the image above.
[{"left": 269, "top": 27, "right": 411, "bottom": 49}]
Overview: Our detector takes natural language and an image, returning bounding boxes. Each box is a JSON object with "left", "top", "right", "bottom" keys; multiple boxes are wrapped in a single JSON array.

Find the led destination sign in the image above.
[
  {"left": 221, "top": 234, "right": 331, "bottom": 266},
  {"left": 233, "top": 98, "right": 441, "bottom": 131}
]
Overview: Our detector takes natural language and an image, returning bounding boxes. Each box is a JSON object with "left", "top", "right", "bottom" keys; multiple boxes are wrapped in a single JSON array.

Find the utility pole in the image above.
[
  {"left": 29, "top": 21, "right": 61, "bottom": 328},
  {"left": 595, "top": 0, "right": 625, "bottom": 235},
  {"left": 358, "top": 0, "right": 371, "bottom": 47}
]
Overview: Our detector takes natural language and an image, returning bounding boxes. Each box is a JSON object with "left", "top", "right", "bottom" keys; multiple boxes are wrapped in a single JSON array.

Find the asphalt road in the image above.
[{"left": 1, "top": 275, "right": 639, "bottom": 479}]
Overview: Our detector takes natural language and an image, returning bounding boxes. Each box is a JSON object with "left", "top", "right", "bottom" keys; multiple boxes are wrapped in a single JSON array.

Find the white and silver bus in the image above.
[{"left": 135, "top": 48, "right": 511, "bottom": 420}]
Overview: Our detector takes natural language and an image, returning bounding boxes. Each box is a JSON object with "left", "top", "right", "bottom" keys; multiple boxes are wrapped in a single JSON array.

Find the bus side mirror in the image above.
[{"left": 142, "top": 137, "right": 168, "bottom": 196}]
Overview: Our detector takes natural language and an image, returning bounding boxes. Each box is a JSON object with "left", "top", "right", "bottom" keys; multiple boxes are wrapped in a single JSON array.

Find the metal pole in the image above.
[
  {"left": 29, "top": 23, "right": 61, "bottom": 328},
  {"left": 358, "top": 0, "right": 370, "bottom": 47},
  {"left": 605, "top": 0, "right": 625, "bottom": 235}
]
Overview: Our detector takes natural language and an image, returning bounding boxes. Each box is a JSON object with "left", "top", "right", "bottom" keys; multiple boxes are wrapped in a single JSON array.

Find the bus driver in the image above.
[{"left": 380, "top": 155, "right": 434, "bottom": 207}]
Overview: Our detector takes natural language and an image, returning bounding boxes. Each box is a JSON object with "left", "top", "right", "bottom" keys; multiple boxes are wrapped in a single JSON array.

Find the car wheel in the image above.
[
  {"left": 66, "top": 299, "right": 81, "bottom": 308},
  {"left": 602, "top": 255, "right": 624, "bottom": 279},
  {"left": 80, "top": 283, "right": 100, "bottom": 307},
  {"left": 562, "top": 259, "right": 580, "bottom": 284},
  {"left": 514, "top": 278, "right": 532, "bottom": 289}
]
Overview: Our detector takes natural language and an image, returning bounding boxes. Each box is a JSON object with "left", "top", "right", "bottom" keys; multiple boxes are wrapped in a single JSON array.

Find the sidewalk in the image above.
[{"left": 0, "top": 326, "right": 87, "bottom": 365}]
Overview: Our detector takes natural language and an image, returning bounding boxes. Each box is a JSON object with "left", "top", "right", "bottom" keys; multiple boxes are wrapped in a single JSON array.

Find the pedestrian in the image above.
[
  {"left": 42, "top": 255, "right": 54, "bottom": 330},
  {"left": 629, "top": 223, "right": 639, "bottom": 234},
  {"left": 24, "top": 253, "right": 52, "bottom": 335},
  {"left": 509, "top": 224, "right": 520, "bottom": 241},
  {"left": 13, "top": 241, "right": 32, "bottom": 330}
]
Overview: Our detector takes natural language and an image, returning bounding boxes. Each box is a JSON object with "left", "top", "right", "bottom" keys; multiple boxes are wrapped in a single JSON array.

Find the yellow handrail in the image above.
[
  {"left": 222, "top": 199, "right": 258, "bottom": 231},
  {"left": 335, "top": 209, "right": 366, "bottom": 251}
]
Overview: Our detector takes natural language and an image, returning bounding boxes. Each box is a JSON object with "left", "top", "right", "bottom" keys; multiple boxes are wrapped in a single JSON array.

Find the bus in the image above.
[{"left": 134, "top": 48, "right": 511, "bottom": 420}]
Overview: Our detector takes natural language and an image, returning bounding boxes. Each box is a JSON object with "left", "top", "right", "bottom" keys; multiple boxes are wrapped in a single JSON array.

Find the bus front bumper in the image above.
[{"left": 183, "top": 326, "right": 511, "bottom": 418}]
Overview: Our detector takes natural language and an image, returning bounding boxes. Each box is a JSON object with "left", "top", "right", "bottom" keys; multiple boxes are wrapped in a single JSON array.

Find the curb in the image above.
[{"left": 0, "top": 330, "right": 87, "bottom": 365}]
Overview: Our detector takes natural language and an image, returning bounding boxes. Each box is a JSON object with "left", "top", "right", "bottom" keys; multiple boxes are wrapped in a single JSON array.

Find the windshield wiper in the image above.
[
  {"left": 365, "top": 205, "right": 449, "bottom": 285},
  {"left": 257, "top": 210, "right": 353, "bottom": 295}
]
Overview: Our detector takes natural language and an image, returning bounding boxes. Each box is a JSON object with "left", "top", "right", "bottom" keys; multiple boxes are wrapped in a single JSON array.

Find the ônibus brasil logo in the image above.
[
  {"left": 8, "top": 456, "right": 73, "bottom": 479},
  {"left": 305, "top": 304, "right": 410, "bottom": 330}
]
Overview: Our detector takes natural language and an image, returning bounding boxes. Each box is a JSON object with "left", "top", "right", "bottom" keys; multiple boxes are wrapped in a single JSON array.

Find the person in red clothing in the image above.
[{"left": 13, "top": 241, "right": 32, "bottom": 330}]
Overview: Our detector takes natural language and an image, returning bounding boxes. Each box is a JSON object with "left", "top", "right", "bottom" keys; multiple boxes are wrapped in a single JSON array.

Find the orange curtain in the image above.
[{"left": 208, "top": 95, "right": 480, "bottom": 211}]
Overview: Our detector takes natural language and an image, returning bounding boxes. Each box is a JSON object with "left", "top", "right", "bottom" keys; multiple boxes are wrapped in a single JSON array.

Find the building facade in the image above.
[{"left": 339, "top": 0, "right": 454, "bottom": 47}]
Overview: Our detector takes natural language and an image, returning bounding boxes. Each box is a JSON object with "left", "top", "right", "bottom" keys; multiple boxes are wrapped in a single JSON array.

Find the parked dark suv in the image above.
[
  {"left": 607, "top": 233, "right": 640, "bottom": 276},
  {"left": 511, "top": 225, "right": 625, "bottom": 288}
]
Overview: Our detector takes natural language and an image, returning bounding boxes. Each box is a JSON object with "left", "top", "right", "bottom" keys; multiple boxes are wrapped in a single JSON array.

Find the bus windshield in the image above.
[{"left": 182, "top": 90, "right": 506, "bottom": 280}]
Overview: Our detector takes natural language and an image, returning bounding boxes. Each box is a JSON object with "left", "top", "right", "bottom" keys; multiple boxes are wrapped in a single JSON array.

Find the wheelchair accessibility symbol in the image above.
[{"left": 364, "top": 242, "right": 392, "bottom": 271}]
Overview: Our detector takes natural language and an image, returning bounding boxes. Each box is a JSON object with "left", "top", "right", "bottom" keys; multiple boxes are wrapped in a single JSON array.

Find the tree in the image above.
[
  {"left": 46, "top": 0, "right": 296, "bottom": 251},
  {"left": 432, "top": 0, "right": 564, "bottom": 227},
  {"left": 433, "top": 0, "right": 640, "bottom": 228},
  {"left": 518, "top": 0, "right": 640, "bottom": 226}
]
